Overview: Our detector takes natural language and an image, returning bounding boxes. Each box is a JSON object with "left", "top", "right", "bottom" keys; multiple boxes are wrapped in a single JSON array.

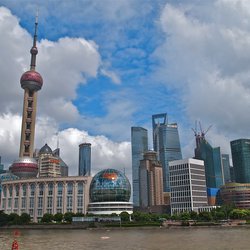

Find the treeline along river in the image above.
[{"left": 0, "top": 227, "right": 249, "bottom": 250}]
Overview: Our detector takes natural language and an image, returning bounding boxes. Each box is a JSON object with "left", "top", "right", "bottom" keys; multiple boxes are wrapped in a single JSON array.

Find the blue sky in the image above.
[{"left": 1, "top": 0, "right": 250, "bottom": 177}]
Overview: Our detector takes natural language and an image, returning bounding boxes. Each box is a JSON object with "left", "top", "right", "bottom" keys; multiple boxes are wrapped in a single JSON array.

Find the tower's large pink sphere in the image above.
[{"left": 20, "top": 70, "right": 43, "bottom": 91}]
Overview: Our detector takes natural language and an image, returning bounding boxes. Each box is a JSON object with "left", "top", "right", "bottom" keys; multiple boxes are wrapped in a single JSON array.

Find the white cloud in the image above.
[{"left": 154, "top": 0, "right": 250, "bottom": 153}]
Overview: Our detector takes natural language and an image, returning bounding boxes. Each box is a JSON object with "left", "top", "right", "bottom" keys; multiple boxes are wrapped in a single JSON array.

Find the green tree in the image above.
[
  {"left": 198, "top": 211, "right": 212, "bottom": 222},
  {"left": 64, "top": 212, "right": 75, "bottom": 223},
  {"left": 0, "top": 211, "right": 9, "bottom": 227},
  {"left": 20, "top": 213, "right": 31, "bottom": 224},
  {"left": 229, "top": 209, "right": 248, "bottom": 219},
  {"left": 53, "top": 213, "right": 63, "bottom": 223},
  {"left": 41, "top": 213, "right": 53, "bottom": 223},
  {"left": 189, "top": 211, "right": 198, "bottom": 220},
  {"left": 8, "top": 213, "right": 20, "bottom": 225},
  {"left": 120, "top": 211, "right": 130, "bottom": 222}
]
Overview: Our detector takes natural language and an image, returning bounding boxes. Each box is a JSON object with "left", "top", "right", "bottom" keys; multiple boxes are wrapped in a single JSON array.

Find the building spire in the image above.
[{"left": 30, "top": 10, "right": 39, "bottom": 70}]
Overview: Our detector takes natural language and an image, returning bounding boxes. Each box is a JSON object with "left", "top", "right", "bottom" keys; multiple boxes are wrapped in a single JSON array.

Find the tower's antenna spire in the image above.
[{"left": 30, "top": 9, "right": 39, "bottom": 70}]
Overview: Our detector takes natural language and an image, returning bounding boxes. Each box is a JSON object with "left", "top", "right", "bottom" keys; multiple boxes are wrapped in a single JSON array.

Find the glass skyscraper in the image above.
[
  {"left": 131, "top": 127, "right": 148, "bottom": 207},
  {"left": 231, "top": 139, "right": 250, "bottom": 183},
  {"left": 195, "top": 139, "right": 224, "bottom": 188},
  {"left": 79, "top": 143, "right": 91, "bottom": 176},
  {"left": 152, "top": 113, "right": 182, "bottom": 192},
  {"left": 222, "top": 154, "right": 231, "bottom": 183}
]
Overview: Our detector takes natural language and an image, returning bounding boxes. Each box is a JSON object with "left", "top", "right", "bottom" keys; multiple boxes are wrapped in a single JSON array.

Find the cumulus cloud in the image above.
[{"left": 154, "top": 0, "right": 250, "bottom": 153}]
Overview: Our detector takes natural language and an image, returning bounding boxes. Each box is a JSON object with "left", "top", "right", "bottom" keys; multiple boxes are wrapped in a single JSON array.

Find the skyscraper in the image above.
[
  {"left": 131, "top": 127, "right": 148, "bottom": 207},
  {"left": 222, "top": 154, "right": 231, "bottom": 183},
  {"left": 10, "top": 14, "right": 43, "bottom": 178},
  {"left": 231, "top": 139, "right": 250, "bottom": 183},
  {"left": 139, "top": 151, "right": 164, "bottom": 208},
  {"left": 152, "top": 113, "right": 182, "bottom": 192},
  {"left": 79, "top": 143, "right": 91, "bottom": 176},
  {"left": 194, "top": 136, "right": 224, "bottom": 188},
  {"left": 169, "top": 158, "right": 208, "bottom": 214}
]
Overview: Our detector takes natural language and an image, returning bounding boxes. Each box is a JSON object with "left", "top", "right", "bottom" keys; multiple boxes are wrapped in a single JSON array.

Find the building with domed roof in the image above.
[{"left": 88, "top": 169, "right": 133, "bottom": 215}]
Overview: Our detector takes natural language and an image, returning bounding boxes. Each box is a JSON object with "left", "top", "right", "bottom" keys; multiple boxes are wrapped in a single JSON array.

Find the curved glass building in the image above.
[{"left": 88, "top": 169, "right": 133, "bottom": 214}]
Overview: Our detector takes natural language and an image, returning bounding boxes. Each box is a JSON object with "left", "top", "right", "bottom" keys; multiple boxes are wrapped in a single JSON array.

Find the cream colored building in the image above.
[{"left": 0, "top": 176, "right": 92, "bottom": 222}]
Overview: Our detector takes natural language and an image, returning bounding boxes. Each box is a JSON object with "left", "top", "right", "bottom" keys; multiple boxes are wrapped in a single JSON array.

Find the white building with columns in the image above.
[{"left": 0, "top": 176, "right": 92, "bottom": 222}]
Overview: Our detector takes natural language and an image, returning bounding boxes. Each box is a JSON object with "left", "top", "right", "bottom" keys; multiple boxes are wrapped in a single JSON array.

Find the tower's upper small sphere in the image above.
[
  {"left": 20, "top": 70, "right": 43, "bottom": 91},
  {"left": 90, "top": 168, "right": 131, "bottom": 202}
]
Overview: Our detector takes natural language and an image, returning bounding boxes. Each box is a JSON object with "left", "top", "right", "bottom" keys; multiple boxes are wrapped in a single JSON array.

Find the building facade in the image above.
[
  {"left": 0, "top": 176, "right": 92, "bottom": 222},
  {"left": 38, "top": 144, "right": 61, "bottom": 178},
  {"left": 139, "top": 151, "right": 164, "bottom": 208},
  {"left": 220, "top": 183, "right": 250, "bottom": 209},
  {"left": 131, "top": 127, "right": 148, "bottom": 207},
  {"left": 195, "top": 137, "right": 224, "bottom": 188},
  {"left": 231, "top": 139, "right": 250, "bottom": 183},
  {"left": 222, "top": 154, "right": 231, "bottom": 183},
  {"left": 79, "top": 143, "right": 91, "bottom": 176},
  {"left": 169, "top": 158, "right": 208, "bottom": 214},
  {"left": 152, "top": 113, "right": 182, "bottom": 192}
]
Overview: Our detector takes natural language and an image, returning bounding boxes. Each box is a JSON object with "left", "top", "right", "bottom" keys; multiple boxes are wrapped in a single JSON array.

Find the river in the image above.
[{"left": 0, "top": 227, "right": 249, "bottom": 250}]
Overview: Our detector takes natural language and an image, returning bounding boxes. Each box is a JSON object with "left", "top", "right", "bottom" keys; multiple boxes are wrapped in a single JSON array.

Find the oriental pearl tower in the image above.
[{"left": 10, "top": 14, "right": 43, "bottom": 178}]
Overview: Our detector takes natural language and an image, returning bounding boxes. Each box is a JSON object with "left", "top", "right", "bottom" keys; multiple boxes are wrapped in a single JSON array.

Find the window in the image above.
[
  {"left": 30, "top": 184, "right": 35, "bottom": 196},
  {"left": 15, "top": 185, "right": 19, "bottom": 197},
  {"left": 30, "top": 197, "right": 34, "bottom": 208},
  {"left": 14, "top": 198, "right": 18, "bottom": 209},
  {"left": 21, "top": 197, "right": 26, "bottom": 209},
  {"left": 22, "top": 184, "right": 27, "bottom": 196},
  {"left": 57, "top": 182, "right": 63, "bottom": 196},
  {"left": 8, "top": 198, "right": 12, "bottom": 208},
  {"left": 57, "top": 197, "right": 62, "bottom": 208},
  {"left": 78, "top": 183, "right": 83, "bottom": 195},
  {"left": 37, "top": 209, "right": 42, "bottom": 217},
  {"left": 67, "top": 196, "right": 72, "bottom": 208},
  {"left": 2, "top": 198, "right": 5, "bottom": 209},
  {"left": 9, "top": 186, "right": 13, "bottom": 197},
  {"left": 67, "top": 183, "right": 73, "bottom": 195},
  {"left": 39, "top": 183, "right": 44, "bottom": 196},
  {"left": 77, "top": 196, "right": 83, "bottom": 207},
  {"left": 38, "top": 197, "right": 43, "bottom": 208},
  {"left": 47, "top": 197, "right": 53, "bottom": 208},
  {"left": 48, "top": 183, "right": 53, "bottom": 196}
]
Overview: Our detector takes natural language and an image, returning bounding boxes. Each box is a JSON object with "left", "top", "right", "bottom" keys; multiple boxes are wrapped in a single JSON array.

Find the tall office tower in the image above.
[
  {"left": 231, "top": 139, "right": 250, "bottom": 183},
  {"left": 131, "top": 127, "right": 148, "bottom": 207},
  {"left": 139, "top": 151, "right": 164, "bottom": 208},
  {"left": 0, "top": 156, "right": 5, "bottom": 174},
  {"left": 152, "top": 113, "right": 182, "bottom": 192},
  {"left": 194, "top": 132, "right": 224, "bottom": 188},
  {"left": 9, "top": 15, "right": 43, "bottom": 178},
  {"left": 79, "top": 143, "right": 91, "bottom": 176},
  {"left": 222, "top": 154, "right": 231, "bottom": 183},
  {"left": 169, "top": 158, "right": 208, "bottom": 214}
]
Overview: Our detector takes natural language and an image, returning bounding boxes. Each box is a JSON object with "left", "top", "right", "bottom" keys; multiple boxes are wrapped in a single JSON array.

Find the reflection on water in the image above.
[{"left": 0, "top": 227, "right": 250, "bottom": 250}]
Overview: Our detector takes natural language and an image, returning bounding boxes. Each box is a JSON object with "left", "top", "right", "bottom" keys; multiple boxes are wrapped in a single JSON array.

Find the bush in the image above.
[{"left": 41, "top": 213, "right": 54, "bottom": 223}]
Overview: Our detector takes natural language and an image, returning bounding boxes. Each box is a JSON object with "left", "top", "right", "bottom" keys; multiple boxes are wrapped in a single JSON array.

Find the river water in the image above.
[{"left": 0, "top": 227, "right": 249, "bottom": 250}]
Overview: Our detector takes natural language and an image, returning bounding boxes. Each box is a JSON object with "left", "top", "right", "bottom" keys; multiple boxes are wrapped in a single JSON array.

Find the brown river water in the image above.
[{"left": 0, "top": 227, "right": 249, "bottom": 250}]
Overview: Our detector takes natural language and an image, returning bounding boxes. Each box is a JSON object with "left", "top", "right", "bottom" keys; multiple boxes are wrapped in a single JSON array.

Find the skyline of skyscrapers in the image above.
[
  {"left": 131, "top": 127, "right": 148, "bottom": 207},
  {"left": 231, "top": 139, "right": 250, "bottom": 183},
  {"left": 79, "top": 143, "right": 92, "bottom": 176},
  {"left": 152, "top": 113, "right": 182, "bottom": 192}
]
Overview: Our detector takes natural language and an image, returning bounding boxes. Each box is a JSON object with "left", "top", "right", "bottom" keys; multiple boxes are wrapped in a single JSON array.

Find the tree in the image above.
[
  {"left": 64, "top": 212, "right": 75, "bottom": 223},
  {"left": 8, "top": 213, "right": 21, "bottom": 225},
  {"left": 20, "top": 213, "right": 31, "bottom": 224},
  {"left": 198, "top": 211, "right": 212, "bottom": 222},
  {"left": 41, "top": 213, "right": 53, "bottom": 223},
  {"left": 120, "top": 211, "right": 130, "bottom": 222},
  {"left": 53, "top": 213, "right": 63, "bottom": 223},
  {"left": 189, "top": 211, "right": 198, "bottom": 220},
  {"left": 180, "top": 212, "right": 191, "bottom": 221},
  {"left": 0, "top": 211, "right": 9, "bottom": 227}
]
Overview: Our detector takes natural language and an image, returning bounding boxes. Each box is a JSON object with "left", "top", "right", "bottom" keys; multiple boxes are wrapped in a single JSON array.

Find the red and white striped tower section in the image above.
[{"left": 10, "top": 14, "right": 43, "bottom": 178}]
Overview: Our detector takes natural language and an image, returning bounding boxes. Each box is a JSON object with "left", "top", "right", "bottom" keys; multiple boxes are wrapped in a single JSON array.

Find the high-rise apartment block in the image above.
[
  {"left": 139, "top": 151, "right": 164, "bottom": 208},
  {"left": 79, "top": 143, "right": 91, "bottom": 176},
  {"left": 131, "top": 127, "right": 148, "bottom": 207},
  {"left": 231, "top": 139, "right": 250, "bottom": 183},
  {"left": 169, "top": 158, "right": 208, "bottom": 214},
  {"left": 152, "top": 113, "right": 182, "bottom": 192},
  {"left": 38, "top": 144, "right": 61, "bottom": 178}
]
